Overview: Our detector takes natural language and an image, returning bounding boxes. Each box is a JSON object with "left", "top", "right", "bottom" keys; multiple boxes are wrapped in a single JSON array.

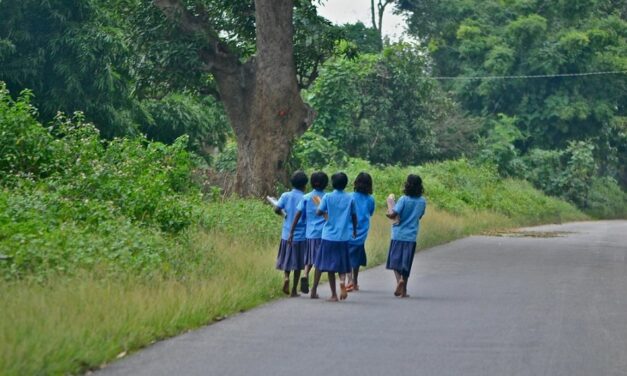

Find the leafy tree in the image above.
[
  {"left": 397, "top": 0, "right": 627, "bottom": 185},
  {"left": 0, "top": 0, "right": 138, "bottom": 137},
  {"left": 337, "top": 22, "right": 382, "bottom": 54},
  {"left": 308, "top": 43, "right": 475, "bottom": 165},
  {"left": 141, "top": 93, "right": 230, "bottom": 161},
  {"left": 121, "top": 0, "right": 349, "bottom": 196}
]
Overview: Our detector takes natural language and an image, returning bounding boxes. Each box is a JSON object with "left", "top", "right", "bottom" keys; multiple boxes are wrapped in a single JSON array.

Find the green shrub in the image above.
[
  {"left": 586, "top": 177, "right": 627, "bottom": 219},
  {"left": 291, "top": 131, "right": 347, "bottom": 169},
  {"left": 0, "top": 84, "right": 55, "bottom": 180},
  {"left": 214, "top": 141, "right": 238, "bottom": 173}
]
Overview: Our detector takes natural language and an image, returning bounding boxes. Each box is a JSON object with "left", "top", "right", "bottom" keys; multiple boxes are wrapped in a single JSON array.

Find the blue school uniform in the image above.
[
  {"left": 348, "top": 192, "right": 375, "bottom": 268},
  {"left": 315, "top": 190, "right": 355, "bottom": 273},
  {"left": 296, "top": 189, "right": 326, "bottom": 265},
  {"left": 386, "top": 195, "right": 427, "bottom": 276},
  {"left": 275, "top": 189, "right": 306, "bottom": 271},
  {"left": 277, "top": 189, "right": 306, "bottom": 241}
]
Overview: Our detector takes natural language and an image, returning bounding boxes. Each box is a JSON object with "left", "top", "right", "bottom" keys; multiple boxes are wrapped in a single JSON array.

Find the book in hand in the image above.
[
  {"left": 386, "top": 193, "right": 400, "bottom": 225},
  {"left": 266, "top": 196, "right": 286, "bottom": 217},
  {"left": 311, "top": 195, "right": 328, "bottom": 220},
  {"left": 312, "top": 195, "right": 321, "bottom": 206}
]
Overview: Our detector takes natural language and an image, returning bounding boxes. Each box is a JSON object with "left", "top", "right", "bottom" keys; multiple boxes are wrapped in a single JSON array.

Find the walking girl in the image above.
[
  {"left": 385, "top": 174, "right": 426, "bottom": 298},
  {"left": 287, "top": 171, "right": 329, "bottom": 295},
  {"left": 313, "top": 172, "right": 357, "bottom": 301},
  {"left": 274, "top": 171, "right": 308, "bottom": 297},
  {"left": 347, "top": 172, "right": 375, "bottom": 292}
]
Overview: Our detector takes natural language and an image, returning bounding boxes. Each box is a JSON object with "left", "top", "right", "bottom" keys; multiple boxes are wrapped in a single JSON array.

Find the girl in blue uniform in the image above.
[
  {"left": 347, "top": 172, "right": 375, "bottom": 292},
  {"left": 287, "top": 171, "right": 329, "bottom": 296},
  {"left": 315, "top": 172, "right": 357, "bottom": 302},
  {"left": 386, "top": 174, "right": 426, "bottom": 298},
  {"left": 274, "top": 171, "right": 308, "bottom": 297}
]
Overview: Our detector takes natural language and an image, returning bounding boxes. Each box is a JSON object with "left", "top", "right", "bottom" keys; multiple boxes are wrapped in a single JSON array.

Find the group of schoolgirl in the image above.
[{"left": 273, "top": 170, "right": 426, "bottom": 301}]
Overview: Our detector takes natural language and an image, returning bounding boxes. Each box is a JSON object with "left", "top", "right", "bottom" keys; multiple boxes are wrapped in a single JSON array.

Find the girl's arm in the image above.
[
  {"left": 351, "top": 213, "right": 358, "bottom": 239},
  {"left": 287, "top": 211, "right": 303, "bottom": 245},
  {"left": 386, "top": 211, "right": 398, "bottom": 219}
]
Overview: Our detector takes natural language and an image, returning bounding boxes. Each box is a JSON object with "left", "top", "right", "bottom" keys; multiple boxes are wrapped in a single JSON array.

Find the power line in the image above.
[{"left": 424, "top": 70, "right": 627, "bottom": 80}]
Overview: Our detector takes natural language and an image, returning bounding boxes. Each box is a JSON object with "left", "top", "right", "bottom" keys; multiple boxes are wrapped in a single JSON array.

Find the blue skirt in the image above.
[
  {"left": 386, "top": 240, "right": 416, "bottom": 276},
  {"left": 315, "top": 240, "right": 350, "bottom": 273},
  {"left": 276, "top": 239, "right": 306, "bottom": 271},
  {"left": 304, "top": 238, "right": 322, "bottom": 266},
  {"left": 348, "top": 243, "right": 367, "bottom": 268}
]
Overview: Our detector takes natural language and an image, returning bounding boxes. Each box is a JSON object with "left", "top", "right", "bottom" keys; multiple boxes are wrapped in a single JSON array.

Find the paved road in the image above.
[{"left": 100, "top": 221, "right": 627, "bottom": 376}]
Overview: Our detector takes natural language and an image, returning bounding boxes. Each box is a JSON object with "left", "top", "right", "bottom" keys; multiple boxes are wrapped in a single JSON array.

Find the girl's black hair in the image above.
[
  {"left": 310, "top": 171, "right": 329, "bottom": 191},
  {"left": 354, "top": 172, "right": 373, "bottom": 195},
  {"left": 291, "top": 170, "right": 308, "bottom": 190},
  {"left": 404, "top": 174, "right": 424, "bottom": 197},
  {"left": 331, "top": 172, "right": 348, "bottom": 190}
]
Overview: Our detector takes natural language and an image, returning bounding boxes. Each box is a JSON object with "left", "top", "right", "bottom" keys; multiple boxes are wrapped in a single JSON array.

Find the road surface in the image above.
[{"left": 100, "top": 221, "right": 627, "bottom": 376}]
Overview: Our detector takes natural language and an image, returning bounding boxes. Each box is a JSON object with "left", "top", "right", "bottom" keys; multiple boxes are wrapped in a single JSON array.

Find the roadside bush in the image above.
[
  {"left": 586, "top": 177, "right": 627, "bottom": 219},
  {"left": 0, "top": 84, "right": 204, "bottom": 279},
  {"left": 0, "top": 84, "right": 54, "bottom": 180},
  {"left": 337, "top": 158, "right": 584, "bottom": 223}
]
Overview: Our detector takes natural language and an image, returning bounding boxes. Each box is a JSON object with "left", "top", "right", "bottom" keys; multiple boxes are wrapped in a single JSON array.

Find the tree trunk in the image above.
[
  {"left": 153, "top": 0, "right": 314, "bottom": 197},
  {"left": 230, "top": 0, "right": 313, "bottom": 197}
]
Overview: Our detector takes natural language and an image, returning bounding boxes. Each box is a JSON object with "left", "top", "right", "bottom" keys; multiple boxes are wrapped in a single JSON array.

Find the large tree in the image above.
[{"left": 131, "top": 0, "right": 345, "bottom": 196}]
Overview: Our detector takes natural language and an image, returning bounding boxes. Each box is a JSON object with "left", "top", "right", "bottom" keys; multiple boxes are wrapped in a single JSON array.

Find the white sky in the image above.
[{"left": 316, "top": 0, "right": 406, "bottom": 41}]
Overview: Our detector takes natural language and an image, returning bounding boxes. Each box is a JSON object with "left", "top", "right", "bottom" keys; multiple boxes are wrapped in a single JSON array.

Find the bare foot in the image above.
[
  {"left": 327, "top": 296, "right": 339, "bottom": 302},
  {"left": 339, "top": 283, "right": 348, "bottom": 300},
  {"left": 353, "top": 284, "right": 360, "bottom": 291},
  {"left": 282, "top": 279, "right": 290, "bottom": 295},
  {"left": 310, "top": 293, "right": 320, "bottom": 299},
  {"left": 394, "top": 280, "right": 405, "bottom": 297},
  {"left": 401, "top": 294, "right": 410, "bottom": 298},
  {"left": 290, "top": 292, "right": 301, "bottom": 297}
]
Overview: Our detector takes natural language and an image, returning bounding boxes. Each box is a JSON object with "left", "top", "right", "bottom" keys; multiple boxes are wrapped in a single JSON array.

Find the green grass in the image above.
[{"left": 0, "top": 202, "right": 586, "bottom": 375}]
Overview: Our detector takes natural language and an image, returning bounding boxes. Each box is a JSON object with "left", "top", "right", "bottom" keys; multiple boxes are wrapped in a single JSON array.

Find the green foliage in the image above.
[
  {"left": 398, "top": 0, "right": 627, "bottom": 186},
  {"left": 213, "top": 141, "right": 238, "bottom": 173},
  {"left": 291, "top": 131, "right": 348, "bottom": 169},
  {"left": 0, "top": 84, "right": 54, "bottom": 179},
  {"left": 586, "top": 177, "right": 627, "bottom": 219},
  {"left": 308, "top": 42, "right": 475, "bottom": 165},
  {"left": 141, "top": 93, "right": 230, "bottom": 161},
  {"left": 336, "top": 22, "right": 382, "bottom": 54},
  {"left": 477, "top": 114, "right": 525, "bottom": 176},
  {"left": 0, "top": 85, "right": 203, "bottom": 279},
  {"left": 336, "top": 158, "right": 583, "bottom": 222},
  {"left": 0, "top": 0, "right": 139, "bottom": 137}
]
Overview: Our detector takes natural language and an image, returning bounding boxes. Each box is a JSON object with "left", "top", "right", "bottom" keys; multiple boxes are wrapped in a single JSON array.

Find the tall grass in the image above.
[{"left": 0, "top": 204, "right": 585, "bottom": 375}]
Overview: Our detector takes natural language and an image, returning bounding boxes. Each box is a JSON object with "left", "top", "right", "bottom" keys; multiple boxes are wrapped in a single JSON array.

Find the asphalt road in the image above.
[{"left": 100, "top": 221, "right": 627, "bottom": 376}]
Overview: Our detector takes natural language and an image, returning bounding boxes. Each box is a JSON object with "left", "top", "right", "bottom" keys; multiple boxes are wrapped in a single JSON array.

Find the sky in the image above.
[{"left": 316, "top": 0, "right": 407, "bottom": 41}]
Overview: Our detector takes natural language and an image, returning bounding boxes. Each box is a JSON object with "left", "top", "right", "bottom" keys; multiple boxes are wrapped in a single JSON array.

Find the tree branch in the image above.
[
  {"left": 152, "top": 0, "right": 240, "bottom": 74},
  {"left": 371, "top": 0, "right": 378, "bottom": 32}
]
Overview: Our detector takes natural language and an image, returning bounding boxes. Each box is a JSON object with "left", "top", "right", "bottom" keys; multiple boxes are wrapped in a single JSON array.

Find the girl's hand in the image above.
[{"left": 287, "top": 234, "right": 293, "bottom": 246}]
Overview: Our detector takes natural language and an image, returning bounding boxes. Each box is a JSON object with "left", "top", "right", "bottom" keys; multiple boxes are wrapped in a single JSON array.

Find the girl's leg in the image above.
[
  {"left": 310, "top": 269, "right": 322, "bottom": 299},
  {"left": 339, "top": 273, "right": 348, "bottom": 300},
  {"left": 291, "top": 270, "right": 301, "bottom": 297},
  {"left": 401, "top": 271, "right": 410, "bottom": 297},
  {"left": 393, "top": 270, "right": 404, "bottom": 297},
  {"left": 353, "top": 267, "right": 360, "bottom": 290},
  {"left": 328, "top": 272, "right": 338, "bottom": 302},
  {"left": 301, "top": 265, "right": 311, "bottom": 294},
  {"left": 283, "top": 271, "right": 291, "bottom": 295}
]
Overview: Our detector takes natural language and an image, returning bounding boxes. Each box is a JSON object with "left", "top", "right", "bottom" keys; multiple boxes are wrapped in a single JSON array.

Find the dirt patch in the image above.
[{"left": 482, "top": 230, "right": 573, "bottom": 238}]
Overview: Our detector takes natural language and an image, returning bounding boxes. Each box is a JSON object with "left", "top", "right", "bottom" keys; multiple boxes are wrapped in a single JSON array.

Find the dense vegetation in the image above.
[{"left": 395, "top": 0, "right": 627, "bottom": 203}]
